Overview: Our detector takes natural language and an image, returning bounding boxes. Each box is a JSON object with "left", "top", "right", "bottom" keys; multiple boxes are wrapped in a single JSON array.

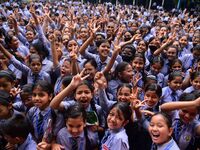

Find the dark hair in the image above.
[
  {"left": 151, "top": 56, "right": 164, "bottom": 67},
  {"left": 145, "top": 83, "right": 162, "bottom": 98},
  {"left": 0, "top": 114, "right": 32, "bottom": 139},
  {"left": 114, "top": 62, "right": 130, "bottom": 78},
  {"left": 109, "top": 102, "right": 132, "bottom": 121},
  {"left": 64, "top": 103, "right": 87, "bottom": 122},
  {"left": 96, "top": 39, "right": 110, "bottom": 48},
  {"left": 0, "top": 70, "right": 16, "bottom": 82},
  {"left": 4, "top": 34, "right": 13, "bottom": 45},
  {"left": 62, "top": 75, "right": 73, "bottom": 88},
  {"left": 28, "top": 53, "right": 42, "bottom": 64},
  {"left": 117, "top": 84, "right": 132, "bottom": 94},
  {"left": 31, "top": 40, "right": 49, "bottom": 59},
  {"left": 151, "top": 112, "right": 172, "bottom": 128},
  {"left": 179, "top": 93, "right": 196, "bottom": 102},
  {"left": 169, "top": 59, "right": 182, "bottom": 70},
  {"left": 75, "top": 80, "right": 94, "bottom": 94},
  {"left": 33, "top": 80, "right": 53, "bottom": 95},
  {"left": 191, "top": 44, "right": 200, "bottom": 53},
  {"left": 167, "top": 45, "right": 178, "bottom": 56},
  {"left": 168, "top": 71, "right": 183, "bottom": 82},
  {"left": 133, "top": 52, "right": 146, "bottom": 64},
  {"left": 190, "top": 71, "right": 200, "bottom": 81},
  {"left": 0, "top": 90, "right": 12, "bottom": 106},
  {"left": 83, "top": 59, "right": 97, "bottom": 69},
  {"left": 21, "top": 83, "right": 33, "bottom": 94}
]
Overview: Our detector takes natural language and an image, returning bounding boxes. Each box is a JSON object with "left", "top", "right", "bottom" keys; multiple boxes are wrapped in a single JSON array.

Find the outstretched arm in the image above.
[
  {"left": 160, "top": 97, "right": 200, "bottom": 112},
  {"left": 50, "top": 70, "right": 89, "bottom": 109}
]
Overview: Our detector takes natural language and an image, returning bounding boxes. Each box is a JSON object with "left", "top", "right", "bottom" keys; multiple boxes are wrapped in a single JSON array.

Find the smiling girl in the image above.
[{"left": 148, "top": 112, "right": 180, "bottom": 150}]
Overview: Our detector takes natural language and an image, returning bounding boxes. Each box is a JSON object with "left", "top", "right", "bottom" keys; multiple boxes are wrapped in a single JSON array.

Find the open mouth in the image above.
[{"left": 151, "top": 132, "right": 160, "bottom": 140}]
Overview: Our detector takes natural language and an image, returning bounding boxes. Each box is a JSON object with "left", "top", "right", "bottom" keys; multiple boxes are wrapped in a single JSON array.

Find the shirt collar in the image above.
[
  {"left": 18, "top": 134, "right": 32, "bottom": 150},
  {"left": 157, "top": 138, "right": 174, "bottom": 150}
]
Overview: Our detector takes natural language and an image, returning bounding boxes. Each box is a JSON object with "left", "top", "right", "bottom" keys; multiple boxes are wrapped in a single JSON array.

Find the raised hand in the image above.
[
  {"left": 131, "top": 99, "right": 147, "bottom": 110},
  {"left": 71, "top": 69, "right": 90, "bottom": 88}
]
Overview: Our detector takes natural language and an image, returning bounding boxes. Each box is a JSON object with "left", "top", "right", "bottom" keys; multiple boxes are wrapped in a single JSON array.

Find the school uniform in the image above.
[
  {"left": 160, "top": 59, "right": 170, "bottom": 76},
  {"left": 10, "top": 56, "right": 51, "bottom": 84},
  {"left": 42, "top": 58, "right": 53, "bottom": 73},
  {"left": 183, "top": 86, "right": 196, "bottom": 93},
  {"left": 18, "top": 134, "right": 37, "bottom": 150},
  {"left": 108, "top": 79, "right": 124, "bottom": 101},
  {"left": 171, "top": 110, "right": 200, "bottom": 150},
  {"left": 152, "top": 138, "right": 180, "bottom": 150},
  {"left": 98, "top": 89, "right": 116, "bottom": 114},
  {"left": 178, "top": 45, "right": 192, "bottom": 59},
  {"left": 180, "top": 54, "right": 196, "bottom": 72},
  {"left": 82, "top": 48, "right": 118, "bottom": 72},
  {"left": 17, "top": 43, "right": 29, "bottom": 58},
  {"left": 27, "top": 106, "right": 64, "bottom": 143},
  {"left": 56, "top": 127, "right": 87, "bottom": 150},
  {"left": 62, "top": 100, "right": 106, "bottom": 129},
  {"left": 13, "top": 101, "right": 29, "bottom": 114},
  {"left": 62, "top": 100, "right": 105, "bottom": 145},
  {"left": 148, "top": 71, "right": 165, "bottom": 87},
  {"left": 101, "top": 128, "right": 129, "bottom": 150},
  {"left": 160, "top": 86, "right": 183, "bottom": 105}
]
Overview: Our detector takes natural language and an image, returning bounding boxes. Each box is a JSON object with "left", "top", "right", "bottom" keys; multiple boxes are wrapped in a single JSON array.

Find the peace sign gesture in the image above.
[
  {"left": 71, "top": 69, "right": 90, "bottom": 88},
  {"left": 131, "top": 99, "right": 147, "bottom": 111}
]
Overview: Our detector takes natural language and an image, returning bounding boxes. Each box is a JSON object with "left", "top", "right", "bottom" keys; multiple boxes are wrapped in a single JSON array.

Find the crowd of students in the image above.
[{"left": 0, "top": 0, "right": 200, "bottom": 150}]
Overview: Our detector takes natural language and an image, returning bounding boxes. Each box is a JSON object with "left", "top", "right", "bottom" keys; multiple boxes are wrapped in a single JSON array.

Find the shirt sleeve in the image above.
[
  {"left": 111, "top": 138, "right": 129, "bottom": 150},
  {"left": 10, "top": 56, "right": 30, "bottom": 75}
]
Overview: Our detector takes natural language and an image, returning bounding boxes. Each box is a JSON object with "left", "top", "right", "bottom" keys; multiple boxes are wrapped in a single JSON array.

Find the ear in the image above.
[{"left": 168, "top": 127, "right": 173, "bottom": 137}]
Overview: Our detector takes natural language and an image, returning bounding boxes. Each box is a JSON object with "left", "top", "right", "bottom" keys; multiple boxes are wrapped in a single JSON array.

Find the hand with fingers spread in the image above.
[
  {"left": 10, "top": 86, "right": 21, "bottom": 98},
  {"left": 131, "top": 99, "right": 147, "bottom": 111},
  {"left": 71, "top": 69, "right": 90, "bottom": 88}
]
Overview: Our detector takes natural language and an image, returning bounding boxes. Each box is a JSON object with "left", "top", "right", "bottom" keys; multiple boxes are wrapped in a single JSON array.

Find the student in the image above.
[
  {"left": 0, "top": 114, "right": 37, "bottom": 150},
  {"left": 180, "top": 44, "right": 200, "bottom": 72},
  {"left": 52, "top": 103, "right": 97, "bottom": 149},
  {"left": 148, "top": 112, "right": 180, "bottom": 150},
  {"left": 160, "top": 71, "right": 183, "bottom": 104},
  {"left": 148, "top": 56, "right": 165, "bottom": 87},
  {"left": 108, "top": 62, "right": 133, "bottom": 100},
  {"left": 0, "top": 43, "right": 51, "bottom": 84},
  {"left": 160, "top": 93, "right": 200, "bottom": 150},
  {"left": 27, "top": 80, "right": 64, "bottom": 143},
  {"left": 0, "top": 70, "right": 15, "bottom": 96},
  {"left": 178, "top": 35, "right": 192, "bottom": 58},
  {"left": 164, "top": 59, "right": 183, "bottom": 87},
  {"left": 101, "top": 102, "right": 132, "bottom": 150},
  {"left": 13, "top": 83, "right": 34, "bottom": 113},
  {"left": 50, "top": 72, "right": 105, "bottom": 146},
  {"left": 0, "top": 90, "right": 22, "bottom": 149},
  {"left": 184, "top": 71, "right": 200, "bottom": 93},
  {"left": 132, "top": 53, "right": 148, "bottom": 88}
]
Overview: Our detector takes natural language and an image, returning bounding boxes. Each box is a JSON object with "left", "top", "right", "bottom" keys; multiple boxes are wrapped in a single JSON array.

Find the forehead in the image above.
[
  {"left": 133, "top": 57, "right": 144, "bottom": 62},
  {"left": 68, "top": 40, "right": 77, "bottom": 45},
  {"left": 76, "top": 84, "right": 90, "bottom": 91},
  {"left": 118, "top": 86, "right": 131, "bottom": 93},
  {"left": 151, "top": 114, "right": 167, "bottom": 124}
]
